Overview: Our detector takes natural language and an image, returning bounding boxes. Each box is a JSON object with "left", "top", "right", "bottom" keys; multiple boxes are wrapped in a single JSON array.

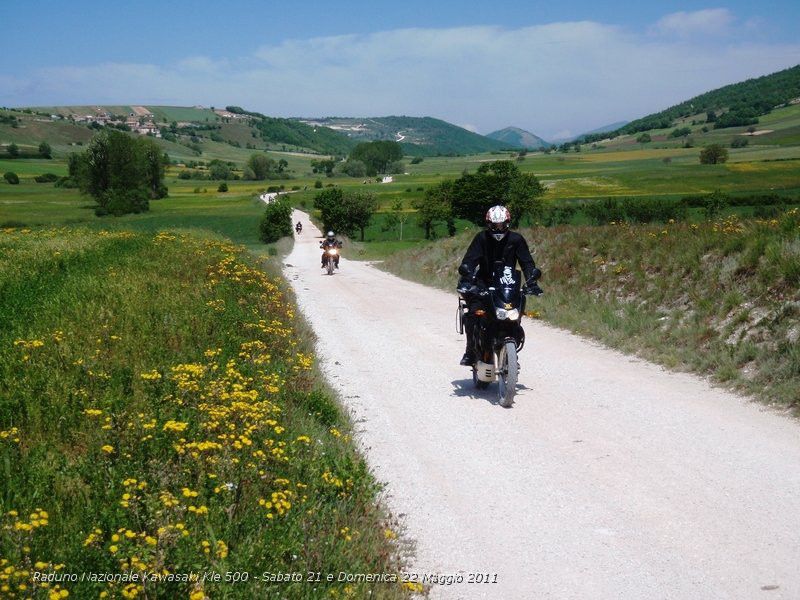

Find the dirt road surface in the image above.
[{"left": 284, "top": 210, "right": 800, "bottom": 600}]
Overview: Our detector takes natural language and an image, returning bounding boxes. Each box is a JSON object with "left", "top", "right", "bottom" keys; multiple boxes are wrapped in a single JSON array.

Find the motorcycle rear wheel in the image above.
[{"left": 497, "top": 341, "right": 518, "bottom": 407}]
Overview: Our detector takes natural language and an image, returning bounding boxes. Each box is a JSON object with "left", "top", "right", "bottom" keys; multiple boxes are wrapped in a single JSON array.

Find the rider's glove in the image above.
[
  {"left": 525, "top": 282, "right": 544, "bottom": 296},
  {"left": 456, "top": 277, "right": 473, "bottom": 294},
  {"left": 524, "top": 271, "right": 544, "bottom": 296}
]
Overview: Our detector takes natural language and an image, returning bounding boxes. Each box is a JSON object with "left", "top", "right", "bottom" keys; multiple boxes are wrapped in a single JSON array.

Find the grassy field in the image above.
[{"left": 0, "top": 227, "right": 412, "bottom": 599}]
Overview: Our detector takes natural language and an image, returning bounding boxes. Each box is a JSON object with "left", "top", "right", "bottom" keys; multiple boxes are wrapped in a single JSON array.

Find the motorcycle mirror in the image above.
[
  {"left": 457, "top": 264, "right": 471, "bottom": 277},
  {"left": 530, "top": 268, "right": 542, "bottom": 282}
]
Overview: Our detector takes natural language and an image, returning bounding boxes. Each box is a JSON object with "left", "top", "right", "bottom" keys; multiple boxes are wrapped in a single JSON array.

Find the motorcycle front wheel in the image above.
[
  {"left": 327, "top": 259, "right": 335, "bottom": 275},
  {"left": 497, "top": 340, "right": 518, "bottom": 407}
]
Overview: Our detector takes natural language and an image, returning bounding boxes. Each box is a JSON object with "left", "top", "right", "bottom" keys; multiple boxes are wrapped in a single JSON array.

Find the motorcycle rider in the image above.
[
  {"left": 457, "top": 205, "right": 542, "bottom": 366},
  {"left": 320, "top": 230, "right": 342, "bottom": 269},
  {"left": 295, "top": 221, "right": 302, "bottom": 234}
]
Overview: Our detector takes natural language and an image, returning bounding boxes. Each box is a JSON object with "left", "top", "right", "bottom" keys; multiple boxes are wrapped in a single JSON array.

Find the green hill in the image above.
[
  {"left": 1, "top": 104, "right": 355, "bottom": 159},
  {"left": 486, "top": 126, "right": 550, "bottom": 149},
  {"left": 297, "top": 115, "right": 512, "bottom": 156},
  {"left": 581, "top": 64, "right": 800, "bottom": 143}
]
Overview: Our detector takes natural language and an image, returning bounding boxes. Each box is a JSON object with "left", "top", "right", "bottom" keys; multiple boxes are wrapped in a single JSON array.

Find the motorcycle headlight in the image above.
[
  {"left": 328, "top": 248, "right": 337, "bottom": 255},
  {"left": 495, "top": 307, "right": 520, "bottom": 321}
]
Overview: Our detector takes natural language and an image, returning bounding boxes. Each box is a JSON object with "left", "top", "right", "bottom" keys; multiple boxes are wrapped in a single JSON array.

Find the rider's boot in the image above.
[{"left": 460, "top": 322, "right": 476, "bottom": 365}]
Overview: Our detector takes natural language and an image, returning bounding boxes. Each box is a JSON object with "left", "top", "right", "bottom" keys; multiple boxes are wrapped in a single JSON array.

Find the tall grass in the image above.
[{"left": 0, "top": 227, "right": 409, "bottom": 599}]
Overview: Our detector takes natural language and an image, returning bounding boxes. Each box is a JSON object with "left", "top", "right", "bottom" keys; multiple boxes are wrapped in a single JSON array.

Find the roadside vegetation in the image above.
[
  {"left": 375, "top": 209, "right": 800, "bottom": 408},
  {"left": 0, "top": 227, "right": 411, "bottom": 599}
]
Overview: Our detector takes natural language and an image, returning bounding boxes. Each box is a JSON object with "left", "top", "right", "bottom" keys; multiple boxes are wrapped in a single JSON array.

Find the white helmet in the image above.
[
  {"left": 485, "top": 205, "right": 511, "bottom": 241},
  {"left": 327, "top": 231, "right": 335, "bottom": 240}
]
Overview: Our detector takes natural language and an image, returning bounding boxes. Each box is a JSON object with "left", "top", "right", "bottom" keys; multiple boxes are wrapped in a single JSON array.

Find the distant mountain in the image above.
[
  {"left": 296, "top": 116, "right": 512, "bottom": 156},
  {"left": 580, "top": 64, "right": 800, "bottom": 142},
  {"left": 486, "top": 127, "right": 550, "bottom": 149},
  {"left": 580, "top": 121, "right": 629, "bottom": 137}
]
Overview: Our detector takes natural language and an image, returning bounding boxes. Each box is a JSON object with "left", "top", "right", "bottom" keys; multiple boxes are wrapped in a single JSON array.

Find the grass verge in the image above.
[
  {"left": 376, "top": 210, "right": 800, "bottom": 409},
  {"left": 0, "top": 227, "right": 413, "bottom": 599}
]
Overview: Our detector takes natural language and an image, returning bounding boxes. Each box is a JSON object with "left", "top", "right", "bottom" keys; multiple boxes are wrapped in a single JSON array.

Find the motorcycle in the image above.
[
  {"left": 295, "top": 223, "right": 302, "bottom": 234},
  {"left": 457, "top": 263, "right": 538, "bottom": 407},
  {"left": 322, "top": 246, "right": 339, "bottom": 275}
]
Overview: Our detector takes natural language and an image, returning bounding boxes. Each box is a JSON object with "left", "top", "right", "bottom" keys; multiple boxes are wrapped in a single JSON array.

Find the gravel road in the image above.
[{"left": 284, "top": 210, "right": 800, "bottom": 600}]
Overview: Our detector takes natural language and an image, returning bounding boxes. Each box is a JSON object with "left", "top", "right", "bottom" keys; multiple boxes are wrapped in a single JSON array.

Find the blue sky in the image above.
[{"left": 2, "top": 1, "right": 799, "bottom": 139}]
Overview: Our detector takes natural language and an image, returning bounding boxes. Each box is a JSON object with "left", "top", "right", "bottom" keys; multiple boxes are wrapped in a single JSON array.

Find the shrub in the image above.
[
  {"left": 38, "top": 141, "right": 52, "bottom": 158},
  {"left": 314, "top": 179, "right": 323, "bottom": 189},
  {"left": 701, "top": 190, "right": 729, "bottom": 218},
  {"left": 3, "top": 172, "right": 20, "bottom": 184},
  {"left": 410, "top": 157, "right": 424, "bottom": 164},
  {"left": 218, "top": 182, "right": 228, "bottom": 192},
  {"left": 259, "top": 199, "right": 293, "bottom": 243},
  {"left": 583, "top": 197, "right": 688, "bottom": 224},
  {"left": 340, "top": 159, "right": 367, "bottom": 178},
  {"left": 54, "top": 177, "right": 78, "bottom": 188},
  {"left": 731, "top": 137, "right": 749, "bottom": 148},
  {"left": 700, "top": 144, "right": 729, "bottom": 164},
  {"left": 34, "top": 173, "right": 59, "bottom": 183},
  {"left": 541, "top": 205, "right": 577, "bottom": 226}
]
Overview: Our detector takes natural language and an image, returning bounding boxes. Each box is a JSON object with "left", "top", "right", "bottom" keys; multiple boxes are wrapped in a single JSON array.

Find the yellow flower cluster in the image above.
[
  {"left": 258, "top": 489, "right": 294, "bottom": 518},
  {"left": 6, "top": 508, "right": 49, "bottom": 532},
  {"left": 163, "top": 420, "right": 188, "bottom": 433},
  {"left": 12, "top": 338, "right": 44, "bottom": 362},
  {"left": 0, "top": 427, "right": 20, "bottom": 444},
  {"left": 140, "top": 369, "right": 162, "bottom": 381}
]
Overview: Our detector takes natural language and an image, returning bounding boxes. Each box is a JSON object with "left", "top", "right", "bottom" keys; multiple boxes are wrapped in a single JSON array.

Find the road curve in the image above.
[{"left": 284, "top": 210, "right": 800, "bottom": 600}]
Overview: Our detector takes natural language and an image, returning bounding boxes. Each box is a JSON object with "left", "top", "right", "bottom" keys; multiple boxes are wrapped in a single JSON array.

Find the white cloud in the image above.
[
  {"left": 653, "top": 8, "right": 734, "bottom": 37},
  {"left": 3, "top": 15, "right": 798, "bottom": 140}
]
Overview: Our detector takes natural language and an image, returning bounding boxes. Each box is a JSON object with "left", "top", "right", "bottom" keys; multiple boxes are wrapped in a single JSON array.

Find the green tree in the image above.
[
  {"left": 314, "top": 188, "right": 377, "bottom": 240},
  {"left": 140, "top": 137, "right": 168, "bottom": 199},
  {"left": 391, "top": 201, "right": 410, "bottom": 240},
  {"left": 3, "top": 172, "right": 19, "bottom": 185},
  {"left": 340, "top": 159, "right": 367, "bottom": 178},
  {"left": 702, "top": 190, "right": 729, "bottom": 218},
  {"left": 311, "top": 158, "right": 336, "bottom": 176},
  {"left": 72, "top": 130, "right": 165, "bottom": 215},
  {"left": 259, "top": 199, "right": 293, "bottom": 243},
  {"left": 636, "top": 133, "right": 651, "bottom": 144},
  {"left": 414, "top": 180, "right": 455, "bottom": 239},
  {"left": 699, "top": 144, "right": 729, "bottom": 164},
  {"left": 349, "top": 141, "right": 403, "bottom": 176},
  {"left": 450, "top": 160, "right": 545, "bottom": 226},
  {"left": 7, "top": 143, "right": 19, "bottom": 158},
  {"left": 246, "top": 153, "right": 274, "bottom": 180},
  {"left": 38, "top": 141, "right": 52, "bottom": 159},
  {"left": 208, "top": 159, "right": 232, "bottom": 180}
]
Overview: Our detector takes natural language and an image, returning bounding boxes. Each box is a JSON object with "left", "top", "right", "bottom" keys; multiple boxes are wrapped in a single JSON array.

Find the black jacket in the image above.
[{"left": 460, "top": 230, "right": 536, "bottom": 285}]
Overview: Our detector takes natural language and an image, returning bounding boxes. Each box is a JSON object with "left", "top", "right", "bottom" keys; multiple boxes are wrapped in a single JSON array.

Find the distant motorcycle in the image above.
[
  {"left": 457, "top": 263, "right": 538, "bottom": 407},
  {"left": 295, "top": 222, "right": 302, "bottom": 234}
]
